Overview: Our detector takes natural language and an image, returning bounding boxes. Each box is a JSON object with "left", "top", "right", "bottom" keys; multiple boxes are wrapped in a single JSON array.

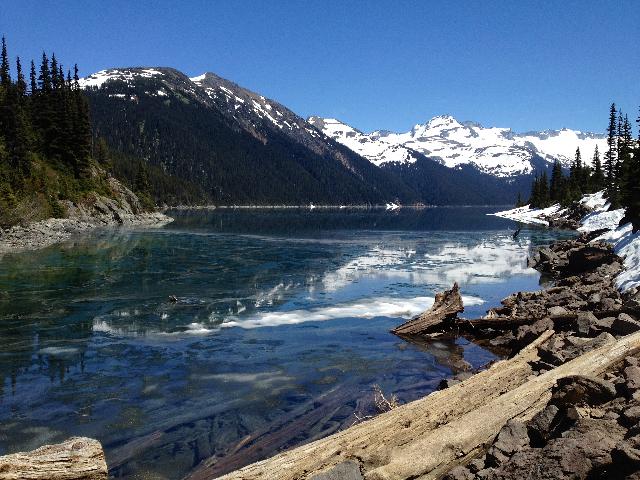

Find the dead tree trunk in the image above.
[
  {"left": 0, "top": 437, "right": 107, "bottom": 480},
  {"left": 392, "top": 283, "right": 464, "bottom": 336}
]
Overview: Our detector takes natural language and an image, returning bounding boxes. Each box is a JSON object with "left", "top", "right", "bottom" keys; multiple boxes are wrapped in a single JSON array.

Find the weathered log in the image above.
[
  {"left": 392, "top": 283, "right": 464, "bottom": 336},
  {"left": 216, "top": 330, "right": 640, "bottom": 480},
  {"left": 0, "top": 437, "right": 107, "bottom": 480}
]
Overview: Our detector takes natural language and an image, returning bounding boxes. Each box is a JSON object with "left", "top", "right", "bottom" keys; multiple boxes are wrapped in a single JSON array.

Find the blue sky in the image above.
[{"left": 1, "top": 1, "right": 638, "bottom": 133}]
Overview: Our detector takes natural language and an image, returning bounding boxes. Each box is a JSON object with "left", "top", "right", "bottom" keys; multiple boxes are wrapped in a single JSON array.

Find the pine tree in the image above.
[
  {"left": 29, "top": 60, "right": 37, "bottom": 95},
  {"left": 549, "top": 160, "right": 564, "bottom": 202},
  {"left": 605, "top": 103, "right": 619, "bottom": 206},
  {"left": 0, "top": 36, "right": 10, "bottom": 87},
  {"left": 591, "top": 145, "right": 605, "bottom": 191},
  {"left": 539, "top": 171, "right": 550, "bottom": 207},
  {"left": 15, "top": 57, "right": 26, "bottom": 96}
]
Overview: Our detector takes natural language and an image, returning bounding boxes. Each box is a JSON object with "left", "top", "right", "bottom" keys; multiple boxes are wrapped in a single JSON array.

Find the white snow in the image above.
[
  {"left": 597, "top": 225, "right": 640, "bottom": 291},
  {"left": 310, "top": 115, "right": 607, "bottom": 177},
  {"left": 189, "top": 73, "right": 207, "bottom": 83},
  {"left": 491, "top": 204, "right": 564, "bottom": 226},
  {"left": 79, "top": 68, "right": 163, "bottom": 88}
]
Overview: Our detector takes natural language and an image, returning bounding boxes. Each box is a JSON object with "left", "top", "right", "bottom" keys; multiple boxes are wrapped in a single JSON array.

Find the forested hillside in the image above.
[{"left": 84, "top": 68, "right": 416, "bottom": 206}]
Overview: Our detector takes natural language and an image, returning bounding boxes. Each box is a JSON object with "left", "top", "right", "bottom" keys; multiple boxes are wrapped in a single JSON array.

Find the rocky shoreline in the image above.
[
  {"left": 212, "top": 204, "right": 640, "bottom": 479},
  {"left": 0, "top": 178, "right": 173, "bottom": 256},
  {"left": 441, "top": 231, "right": 640, "bottom": 479}
]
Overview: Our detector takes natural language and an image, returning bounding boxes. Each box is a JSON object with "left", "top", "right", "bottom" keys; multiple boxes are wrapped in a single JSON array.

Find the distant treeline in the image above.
[{"left": 525, "top": 103, "right": 640, "bottom": 230}]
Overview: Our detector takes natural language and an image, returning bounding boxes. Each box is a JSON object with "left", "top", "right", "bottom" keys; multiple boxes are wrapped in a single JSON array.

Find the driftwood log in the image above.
[
  {"left": 0, "top": 437, "right": 107, "bottom": 480},
  {"left": 216, "top": 329, "right": 640, "bottom": 480},
  {"left": 392, "top": 283, "right": 464, "bottom": 336}
]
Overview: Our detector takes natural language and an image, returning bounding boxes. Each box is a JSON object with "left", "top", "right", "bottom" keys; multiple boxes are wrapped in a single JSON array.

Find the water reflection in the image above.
[{"left": 0, "top": 209, "right": 575, "bottom": 478}]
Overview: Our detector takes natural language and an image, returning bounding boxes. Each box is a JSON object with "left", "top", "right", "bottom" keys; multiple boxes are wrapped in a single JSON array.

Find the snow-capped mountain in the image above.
[{"left": 308, "top": 115, "right": 607, "bottom": 178}]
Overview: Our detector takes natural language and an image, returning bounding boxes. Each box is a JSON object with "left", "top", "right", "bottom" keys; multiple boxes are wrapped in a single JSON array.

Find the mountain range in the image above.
[{"left": 80, "top": 67, "right": 606, "bottom": 206}]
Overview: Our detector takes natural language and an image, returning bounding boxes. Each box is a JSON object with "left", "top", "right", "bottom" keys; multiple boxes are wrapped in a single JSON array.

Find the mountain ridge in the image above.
[
  {"left": 79, "top": 67, "right": 568, "bottom": 206},
  {"left": 308, "top": 115, "right": 607, "bottom": 178}
]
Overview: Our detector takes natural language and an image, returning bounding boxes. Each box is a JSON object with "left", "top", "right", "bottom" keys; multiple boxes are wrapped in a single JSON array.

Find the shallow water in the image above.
[{"left": 0, "top": 208, "right": 574, "bottom": 479}]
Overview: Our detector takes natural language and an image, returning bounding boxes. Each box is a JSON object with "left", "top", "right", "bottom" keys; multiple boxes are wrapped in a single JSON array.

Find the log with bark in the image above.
[
  {"left": 0, "top": 437, "right": 107, "bottom": 480},
  {"left": 392, "top": 283, "right": 464, "bottom": 336},
  {"left": 215, "top": 329, "right": 640, "bottom": 480}
]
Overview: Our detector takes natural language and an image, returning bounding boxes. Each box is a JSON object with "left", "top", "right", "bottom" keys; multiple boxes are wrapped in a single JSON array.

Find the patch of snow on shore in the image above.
[
  {"left": 596, "top": 224, "right": 640, "bottom": 291},
  {"left": 570, "top": 190, "right": 639, "bottom": 292}
]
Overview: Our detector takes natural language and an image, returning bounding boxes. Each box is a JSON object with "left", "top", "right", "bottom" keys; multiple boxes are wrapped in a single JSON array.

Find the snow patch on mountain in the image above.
[
  {"left": 310, "top": 115, "right": 607, "bottom": 178},
  {"left": 79, "top": 68, "right": 163, "bottom": 88}
]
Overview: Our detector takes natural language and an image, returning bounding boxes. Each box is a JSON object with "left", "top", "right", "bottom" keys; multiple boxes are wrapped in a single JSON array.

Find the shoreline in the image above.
[
  {"left": 0, "top": 212, "right": 173, "bottom": 256},
  {"left": 166, "top": 204, "right": 515, "bottom": 211}
]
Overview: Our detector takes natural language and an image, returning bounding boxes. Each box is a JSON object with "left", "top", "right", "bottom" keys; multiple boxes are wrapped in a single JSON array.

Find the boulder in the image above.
[
  {"left": 550, "top": 375, "right": 617, "bottom": 407},
  {"left": 548, "top": 306, "right": 568, "bottom": 317},
  {"left": 576, "top": 312, "right": 597, "bottom": 336},
  {"left": 486, "top": 420, "right": 530, "bottom": 467},
  {"left": 611, "top": 313, "right": 640, "bottom": 335},
  {"left": 565, "top": 245, "right": 617, "bottom": 274},
  {"left": 528, "top": 404, "right": 561, "bottom": 446},
  {"left": 624, "top": 366, "right": 640, "bottom": 393}
]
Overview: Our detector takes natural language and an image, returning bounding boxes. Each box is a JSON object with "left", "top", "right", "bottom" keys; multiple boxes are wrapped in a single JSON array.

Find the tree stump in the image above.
[{"left": 391, "top": 283, "right": 464, "bottom": 336}]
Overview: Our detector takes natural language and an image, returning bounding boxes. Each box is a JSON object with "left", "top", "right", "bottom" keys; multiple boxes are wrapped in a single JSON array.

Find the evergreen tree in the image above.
[
  {"left": 15, "top": 57, "right": 26, "bottom": 96},
  {"left": 605, "top": 103, "right": 619, "bottom": 206},
  {"left": 29, "top": 60, "right": 37, "bottom": 95},
  {"left": 549, "top": 160, "right": 564, "bottom": 202},
  {"left": 0, "top": 36, "right": 10, "bottom": 87},
  {"left": 591, "top": 145, "right": 605, "bottom": 191}
]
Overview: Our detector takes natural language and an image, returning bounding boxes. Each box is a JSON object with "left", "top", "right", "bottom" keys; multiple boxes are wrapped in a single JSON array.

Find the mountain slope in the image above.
[
  {"left": 309, "top": 116, "right": 607, "bottom": 178},
  {"left": 81, "top": 68, "right": 416, "bottom": 205}
]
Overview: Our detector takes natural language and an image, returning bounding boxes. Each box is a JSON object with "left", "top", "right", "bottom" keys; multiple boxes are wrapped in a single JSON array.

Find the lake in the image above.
[{"left": 0, "top": 208, "right": 574, "bottom": 479}]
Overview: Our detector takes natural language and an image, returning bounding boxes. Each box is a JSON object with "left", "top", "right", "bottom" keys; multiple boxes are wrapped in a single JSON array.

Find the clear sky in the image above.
[{"left": 1, "top": 0, "right": 638, "bottom": 134}]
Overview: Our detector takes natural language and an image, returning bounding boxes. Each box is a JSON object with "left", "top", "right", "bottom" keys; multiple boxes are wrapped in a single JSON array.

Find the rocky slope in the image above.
[{"left": 0, "top": 176, "right": 172, "bottom": 255}]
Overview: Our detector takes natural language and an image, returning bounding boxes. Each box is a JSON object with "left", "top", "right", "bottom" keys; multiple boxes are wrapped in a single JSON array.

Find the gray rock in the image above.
[
  {"left": 601, "top": 297, "right": 620, "bottom": 311},
  {"left": 625, "top": 366, "right": 640, "bottom": 393},
  {"left": 623, "top": 406, "right": 640, "bottom": 425},
  {"left": 548, "top": 306, "right": 568, "bottom": 316},
  {"left": 551, "top": 375, "right": 617, "bottom": 407},
  {"left": 611, "top": 313, "right": 640, "bottom": 335},
  {"left": 576, "top": 312, "right": 597, "bottom": 336},
  {"left": 486, "top": 420, "right": 529, "bottom": 466},
  {"left": 612, "top": 435, "right": 640, "bottom": 466},
  {"left": 310, "top": 461, "right": 363, "bottom": 480},
  {"left": 528, "top": 404, "right": 561, "bottom": 445},
  {"left": 500, "top": 418, "right": 624, "bottom": 479},
  {"left": 443, "top": 466, "right": 475, "bottom": 480}
]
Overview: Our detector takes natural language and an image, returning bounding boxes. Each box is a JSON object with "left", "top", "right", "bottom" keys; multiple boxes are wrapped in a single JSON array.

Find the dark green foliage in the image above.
[
  {"left": 591, "top": 145, "right": 605, "bottom": 191},
  {"left": 605, "top": 103, "right": 619, "bottom": 206},
  {"left": 527, "top": 102, "right": 639, "bottom": 231},
  {"left": 0, "top": 37, "right": 122, "bottom": 227}
]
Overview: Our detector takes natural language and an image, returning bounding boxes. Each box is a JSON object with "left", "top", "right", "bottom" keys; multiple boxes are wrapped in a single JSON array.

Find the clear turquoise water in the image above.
[{"left": 0, "top": 208, "right": 573, "bottom": 479}]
